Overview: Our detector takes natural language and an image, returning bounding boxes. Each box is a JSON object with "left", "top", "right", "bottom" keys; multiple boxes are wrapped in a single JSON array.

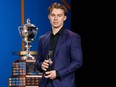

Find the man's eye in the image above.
[
  {"left": 50, "top": 14, "right": 54, "bottom": 16},
  {"left": 58, "top": 15, "right": 61, "bottom": 17}
]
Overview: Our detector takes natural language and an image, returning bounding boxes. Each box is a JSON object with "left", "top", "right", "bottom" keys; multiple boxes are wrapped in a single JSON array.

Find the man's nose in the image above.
[{"left": 54, "top": 16, "right": 58, "bottom": 20}]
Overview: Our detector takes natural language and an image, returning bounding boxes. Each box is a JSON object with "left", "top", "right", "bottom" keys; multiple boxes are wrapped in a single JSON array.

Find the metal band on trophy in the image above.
[{"left": 18, "top": 18, "right": 38, "bottom": 60}]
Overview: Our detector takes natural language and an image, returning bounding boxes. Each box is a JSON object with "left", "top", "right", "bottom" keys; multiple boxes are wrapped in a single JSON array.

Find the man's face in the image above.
[{"left": 48, "top": 8, "right": 67, "bottom": 28}]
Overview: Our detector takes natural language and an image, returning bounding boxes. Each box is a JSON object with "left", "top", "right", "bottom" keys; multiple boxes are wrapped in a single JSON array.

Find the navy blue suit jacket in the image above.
[{"left": 36, "top": 29, "right": 83, "bottom": 87}]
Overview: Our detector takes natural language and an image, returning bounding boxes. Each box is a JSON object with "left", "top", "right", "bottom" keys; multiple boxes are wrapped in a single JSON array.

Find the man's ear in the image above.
[
  {"left": 48, "top": 15, "right": 50, "bottom": 19},
  {"left": 64, "top": 16, "right": 67, "bottom": 21}
]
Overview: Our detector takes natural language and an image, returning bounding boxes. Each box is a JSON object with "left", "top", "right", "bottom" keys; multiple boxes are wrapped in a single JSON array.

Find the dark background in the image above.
[
  {"left": 71, "top": 0, "right": 96, "bottom": 87},
  {"left": 71, "top": 0, "right": 114, "bottom": 86}
]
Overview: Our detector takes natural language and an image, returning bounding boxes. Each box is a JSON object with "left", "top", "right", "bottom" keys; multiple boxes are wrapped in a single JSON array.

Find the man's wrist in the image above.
[{"left": 56, "top": 70, "right": 60, "bottom": 79}]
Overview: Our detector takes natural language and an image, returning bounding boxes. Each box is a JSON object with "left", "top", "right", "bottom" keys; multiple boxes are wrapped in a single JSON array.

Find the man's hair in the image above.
[{"left": 48, "top": 2, "right": 68, "bottom": 15}]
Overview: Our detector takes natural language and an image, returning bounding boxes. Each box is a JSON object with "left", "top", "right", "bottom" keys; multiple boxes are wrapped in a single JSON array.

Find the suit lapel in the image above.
[{"left": 43, "top": 32, "right": 51, "bottom": 58}]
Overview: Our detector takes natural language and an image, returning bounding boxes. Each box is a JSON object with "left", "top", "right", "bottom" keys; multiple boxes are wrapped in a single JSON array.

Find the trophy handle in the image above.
[{"left": 18, "top": 26, "right": 23, "bottom": 38}]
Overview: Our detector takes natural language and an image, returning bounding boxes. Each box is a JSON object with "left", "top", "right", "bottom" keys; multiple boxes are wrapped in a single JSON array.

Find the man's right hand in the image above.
[{"left": 41, "top": 60, "right": 53, "bottom": 71}]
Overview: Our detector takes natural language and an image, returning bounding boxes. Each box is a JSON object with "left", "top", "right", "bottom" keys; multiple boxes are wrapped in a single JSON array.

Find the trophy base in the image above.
[{"left": 21, "top": 55, "right": 35, "bottom": 60}]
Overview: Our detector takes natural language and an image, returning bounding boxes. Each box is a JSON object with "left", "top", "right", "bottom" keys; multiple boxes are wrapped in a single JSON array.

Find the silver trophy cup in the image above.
[{"left": 18, "top": 18, "right": 38, "bottom": 60}]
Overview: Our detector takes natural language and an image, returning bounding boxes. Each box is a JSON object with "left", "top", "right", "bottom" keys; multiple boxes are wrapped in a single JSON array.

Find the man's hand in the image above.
[
  {"left": 44, "top": 70, "right": 57, "bottom": 80},
  {"left": 41, "top": 60, "right": 53, "bottom": 71}
]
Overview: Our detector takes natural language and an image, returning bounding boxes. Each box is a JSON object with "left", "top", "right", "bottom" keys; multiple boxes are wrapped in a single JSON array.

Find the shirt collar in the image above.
[{"left": 51, "top": 26, "right": 64, "bottom": 36}]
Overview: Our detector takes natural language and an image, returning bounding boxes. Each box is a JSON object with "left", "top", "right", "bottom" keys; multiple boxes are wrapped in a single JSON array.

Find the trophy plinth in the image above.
[{"left": 18, "top": 18, "right": 38, "bottom": 60}]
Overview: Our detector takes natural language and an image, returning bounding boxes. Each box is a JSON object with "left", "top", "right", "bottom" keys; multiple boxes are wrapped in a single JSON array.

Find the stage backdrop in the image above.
[{"left": 0, "top": 0, "right": 70, "bottom": 87}]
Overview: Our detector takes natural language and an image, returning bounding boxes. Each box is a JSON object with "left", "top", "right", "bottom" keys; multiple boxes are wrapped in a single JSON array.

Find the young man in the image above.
[{"left": 36, "top": 2, "right": 83, "bottom": 87}]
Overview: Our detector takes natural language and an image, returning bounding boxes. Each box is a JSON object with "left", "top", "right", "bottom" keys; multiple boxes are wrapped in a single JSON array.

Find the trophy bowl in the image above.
[{"left": 18, "top": 18, "right": 38, "bottom": 60}]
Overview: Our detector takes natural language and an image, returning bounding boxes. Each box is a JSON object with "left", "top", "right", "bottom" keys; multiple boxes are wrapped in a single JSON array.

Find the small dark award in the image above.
[{"left": 44, "top": 51, "right": 53, "bottom": 76}]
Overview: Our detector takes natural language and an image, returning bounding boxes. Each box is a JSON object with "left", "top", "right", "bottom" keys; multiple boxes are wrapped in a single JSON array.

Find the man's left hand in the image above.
[{"left": 44, "top": 70, "right": 56, "bottom": 80}]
